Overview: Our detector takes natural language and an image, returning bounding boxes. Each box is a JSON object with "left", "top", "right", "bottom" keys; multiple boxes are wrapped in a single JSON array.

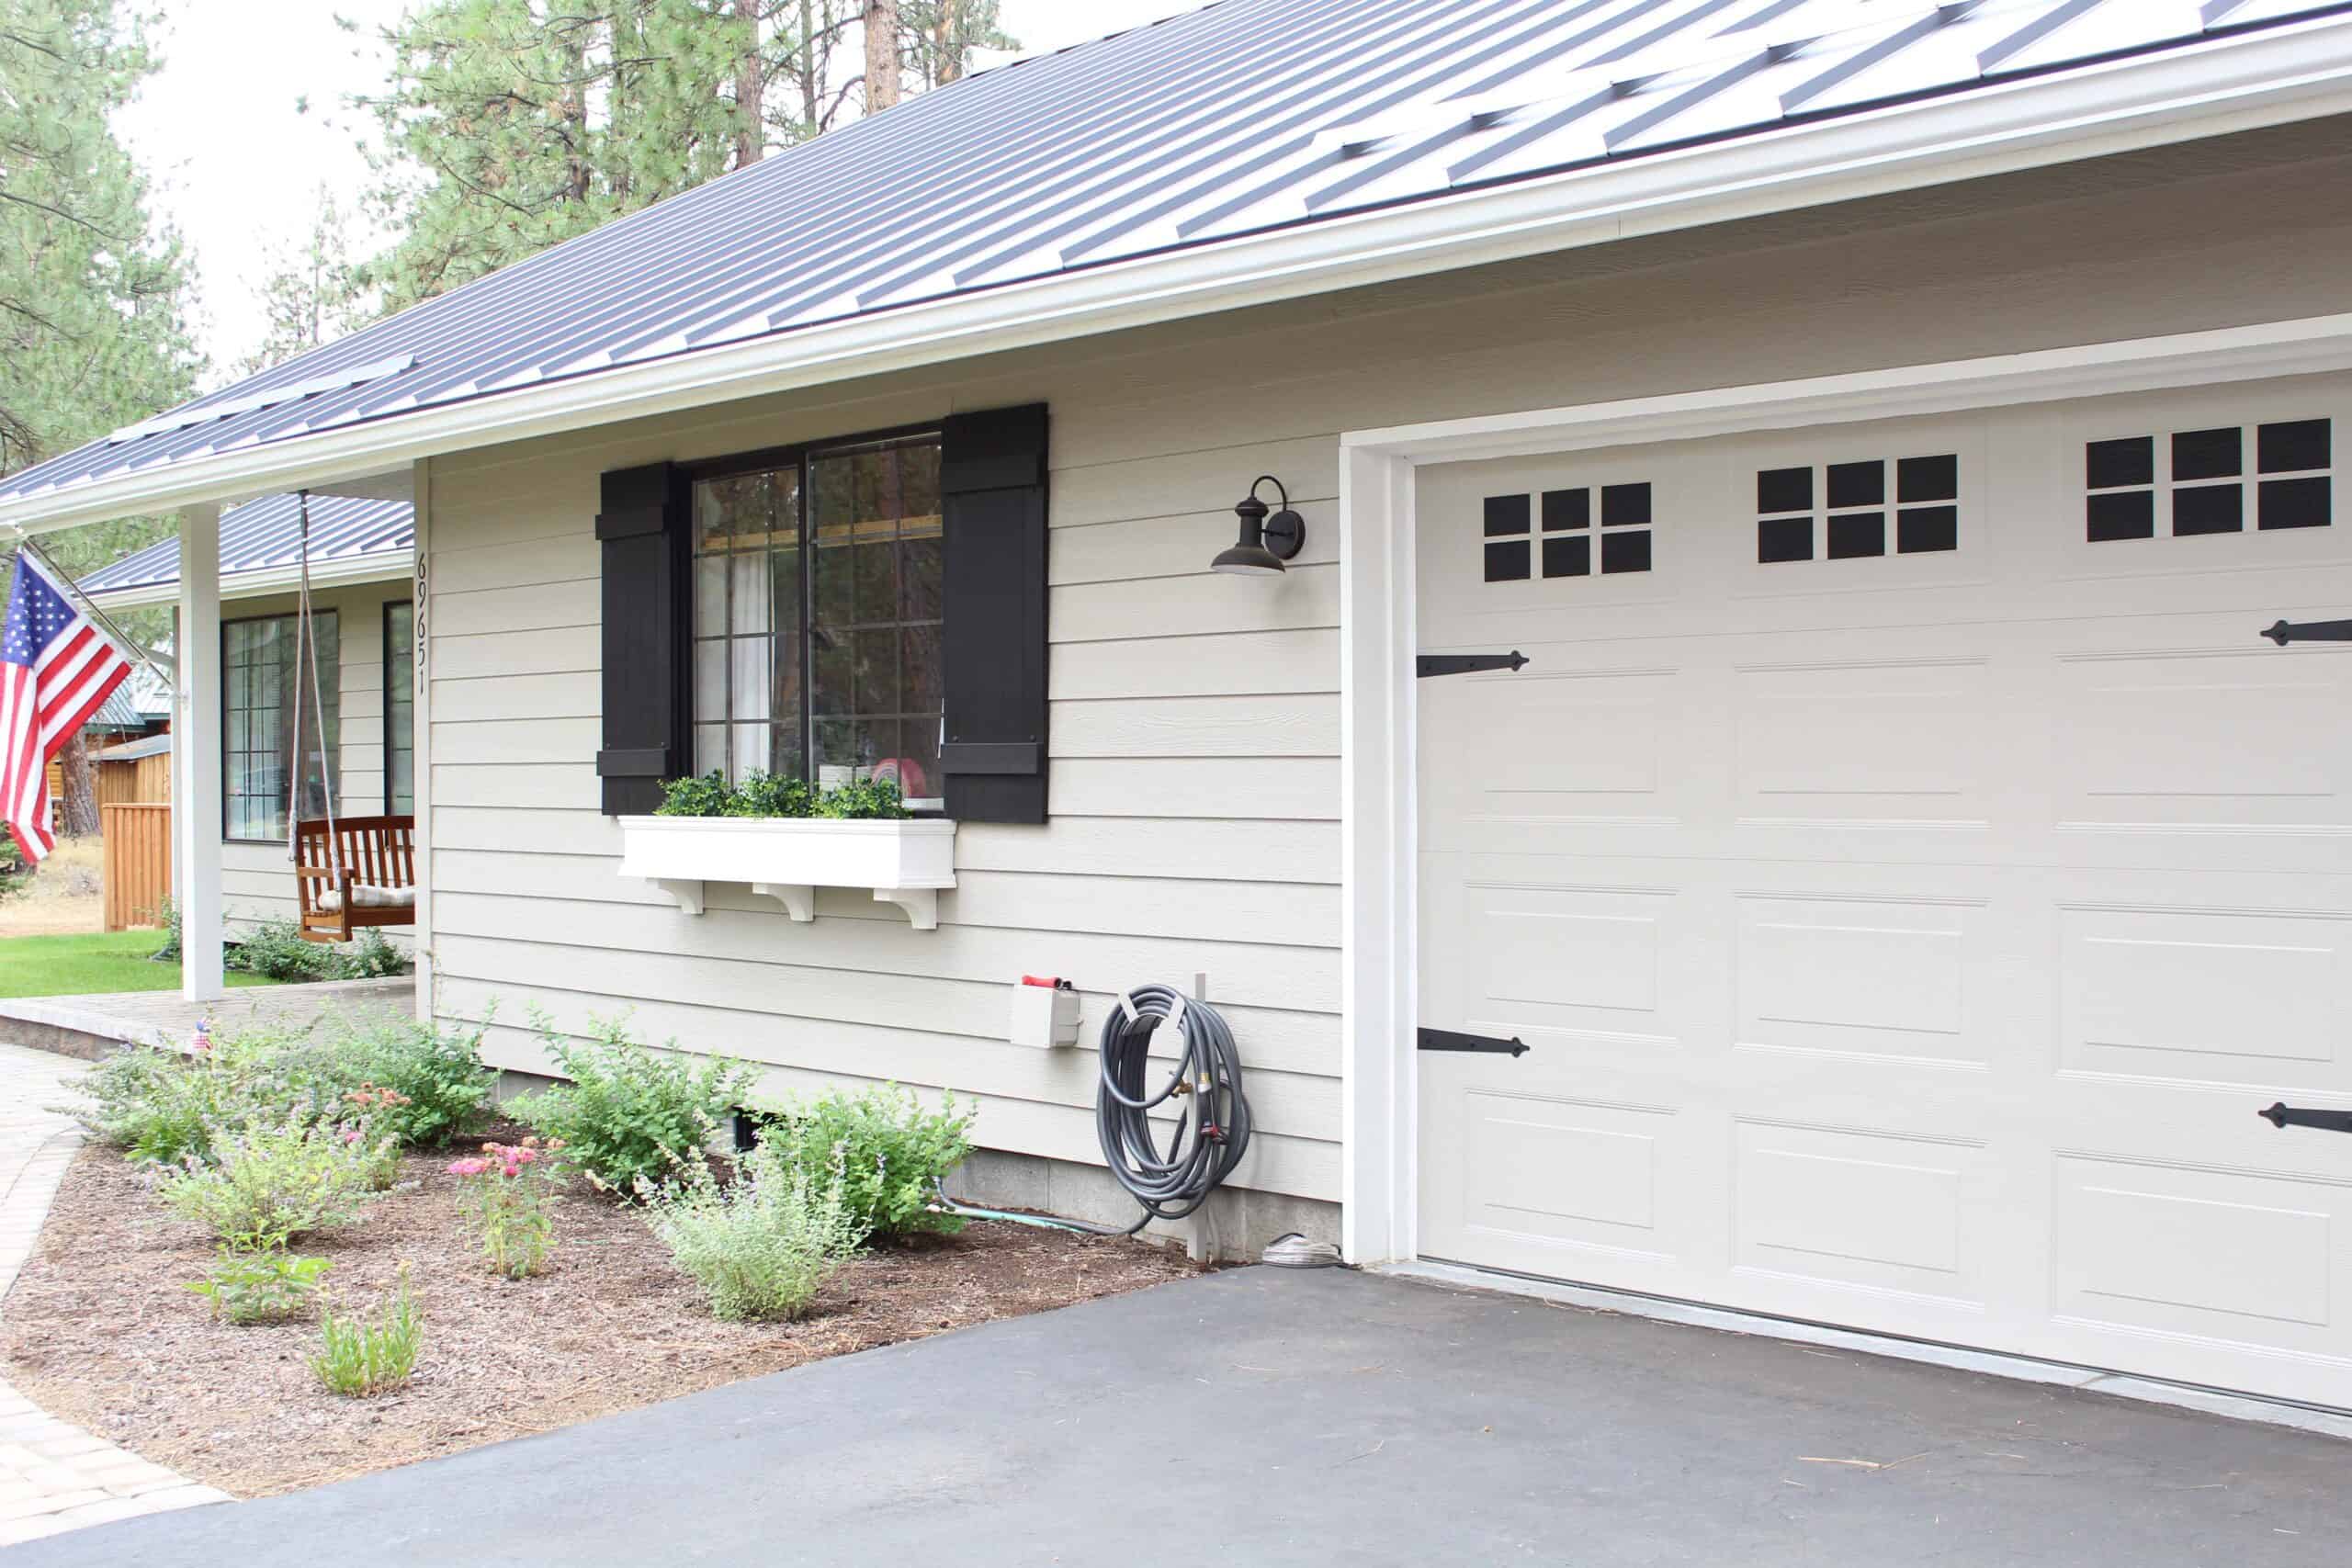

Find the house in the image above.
[
  {"left": 78, "top": 491, "right": 417, "bottom": 936},
  {"left": 4, "top": 0, "right": 2351, "bottom": 1409}
]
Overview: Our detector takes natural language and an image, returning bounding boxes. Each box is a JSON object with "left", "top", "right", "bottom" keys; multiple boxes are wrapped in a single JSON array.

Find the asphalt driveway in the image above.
[{"left": 21, "top": 1265, "right": 2348, "bottom": 1567}]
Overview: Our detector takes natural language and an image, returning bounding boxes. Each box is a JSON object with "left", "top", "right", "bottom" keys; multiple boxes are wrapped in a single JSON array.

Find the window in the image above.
[
  {"left": 1483, "top": 482, "right": 1654, "bottom": 581},
  {"left": 691, "top": 433, "right": 944, "bottom": 807},
  {"left": 1757, "top": 454, "right": 1959, "bottom": 563},
  {"left": 222, "top": 612, "right": 338, "bottom": 841},
  {"left": 2086, "top": 418, "right": 2332, "bottom": 541},
  {"left": 385, "top": 602, "right": 414, "bottom": 815}
]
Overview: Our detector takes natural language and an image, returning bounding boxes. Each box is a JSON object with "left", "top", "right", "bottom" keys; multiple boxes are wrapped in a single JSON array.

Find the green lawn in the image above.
[{"left": 0, "top": 931, "right": 282, "bottom": 999}]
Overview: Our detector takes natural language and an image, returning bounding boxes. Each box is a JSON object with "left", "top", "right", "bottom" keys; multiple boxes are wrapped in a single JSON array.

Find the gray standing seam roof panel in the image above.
[
  {"left": 4, "top": 0, "right": 2345, "bottom": 509},
  {"left": 76, "top": 493, "right": 414, "bottom": 594}
]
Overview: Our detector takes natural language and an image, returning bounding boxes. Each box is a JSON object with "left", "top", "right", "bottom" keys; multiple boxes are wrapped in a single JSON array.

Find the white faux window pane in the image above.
[
  {"left": 730, "top": 550, "right": 771, "bottom": 636},
  {"left": 695, "top": 554, "right": 728, "bottom": 637},
  {"left": 730, "top": 636, "right": 771, "bottom": 724},
  {"left": 731, "top": 724, "right": 766, "bottom": 781},
  {"left": 694, "top": 725, "right": 728, "bottom": 777},
  {"left": 694, "top": 639, "right": 727, "bottom": 721}
]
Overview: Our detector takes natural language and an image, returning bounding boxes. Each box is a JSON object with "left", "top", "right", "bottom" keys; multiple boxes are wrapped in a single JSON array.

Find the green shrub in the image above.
[
  {"left": 726, "top": 770, "right": 814, "bottom": 818},
  {"left": 654, "top": 770, "right": 733, "bottom": 817},
  {"left": 510, "top": 1015, "right": 755, "bottom": 1198},
  {"left": 757, "top": 1084, "right": 975, "bottom": 1241},
  {"left": 645, "top": 1135, "right": 863, "bottom": 1321},
  {"left": 653, "top": 772, "right": 907, "bottom": 820},
  {"left": 812, "top": 777, "right": 906, "bottom": 819},
  {"left": 294, "top": 1011, "right": 495, "bottom": 1147},
  {"left": 156, "top": 1116, "right": 387, "bottom": 1249},
  {"left": 312, "top": 1266, "right": 421, "bottom": 1397},
  {"left": 151, "top": 896, "right": 182, "bottom": 962},
  {"left": 340, "top": 929, "right": 406, "bottom": 980},
  {"left": 63, "top": 1010, "right": 493, "bottom": 1165},
  {"left": 57, "top": 1032, "right": 296, "bottom": 1166},
  {"left": 225, "top": 918, "right": 412, "bottom": 983},
  {"left": 227, "top": 918, "right": 339, "bottom": 981},
  {"left": 186, "top": 1247, "right": 333, "bottom": 1325}
]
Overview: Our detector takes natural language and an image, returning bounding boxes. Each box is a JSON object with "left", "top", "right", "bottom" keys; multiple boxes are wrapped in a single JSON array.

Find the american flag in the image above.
[{"left": 2, "top": 551, "right": 135, "bottom": 865}]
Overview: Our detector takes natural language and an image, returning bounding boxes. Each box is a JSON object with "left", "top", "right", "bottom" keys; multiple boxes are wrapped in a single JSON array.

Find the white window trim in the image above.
[{"left": 1335, "top": 310, "right": 2352, "bottom": 1269}]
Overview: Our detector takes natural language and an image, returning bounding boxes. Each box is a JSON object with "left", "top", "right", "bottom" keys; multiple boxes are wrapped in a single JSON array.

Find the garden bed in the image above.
[{"left": 1, "top": 1136, "right": 1198, "bottom": 1499}]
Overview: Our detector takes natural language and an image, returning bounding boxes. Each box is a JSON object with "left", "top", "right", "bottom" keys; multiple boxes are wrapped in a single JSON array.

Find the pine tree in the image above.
[
  {"left": 0, "top": 0, "right": 199, "bottom": 837},
  {"left": 899, "top": 0, "right": 1008, "bottom": 91},
  {"left": 0, "top": 0, "right": 198, "bottom": 474},
  {"left": 351, "top": 1, "right": 1004, "bottom": 314},
  {"left": 236, "top": 188, "right": 371, "bottom": 378}
]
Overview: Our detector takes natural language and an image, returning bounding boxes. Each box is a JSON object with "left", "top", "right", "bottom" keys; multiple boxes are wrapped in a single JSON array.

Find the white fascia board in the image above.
[
  {"left": 85, "top": 550, "right": 413, "bottom": 611},
  {"left": 5, "top": 13, "right": 2351, "bottom": 536}
]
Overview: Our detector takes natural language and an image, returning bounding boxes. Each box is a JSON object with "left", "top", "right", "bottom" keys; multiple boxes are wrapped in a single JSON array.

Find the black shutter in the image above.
[
  {"left": 939, "top": 404, "right": 1049, "bottom": 824},
  {"left": 595, "top": 462, "right": 691, "bottom": 815}
]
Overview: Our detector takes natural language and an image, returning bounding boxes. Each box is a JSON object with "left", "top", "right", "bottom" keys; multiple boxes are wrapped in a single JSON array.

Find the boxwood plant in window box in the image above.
[{"left": 616, "top": 773, "right": 956, "bottom": 930}]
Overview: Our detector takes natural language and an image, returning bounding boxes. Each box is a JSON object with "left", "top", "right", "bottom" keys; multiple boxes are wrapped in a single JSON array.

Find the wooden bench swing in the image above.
[
  {"left": 295, "top": 815, "right": 417, "bottom": 942},
  {"left": 280, "top": 491, "right": 417, "bottom": 943}
]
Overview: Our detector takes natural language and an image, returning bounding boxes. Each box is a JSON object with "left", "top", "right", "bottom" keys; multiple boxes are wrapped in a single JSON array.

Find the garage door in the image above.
[{"left": 1415, "top": 374, "right": 2352, "bottom": 1406}]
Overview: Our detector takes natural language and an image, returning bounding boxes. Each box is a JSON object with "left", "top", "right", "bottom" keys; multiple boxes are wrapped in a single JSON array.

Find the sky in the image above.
[{"left": 116, "top": 1, "right": 1203, "bottom": 383}]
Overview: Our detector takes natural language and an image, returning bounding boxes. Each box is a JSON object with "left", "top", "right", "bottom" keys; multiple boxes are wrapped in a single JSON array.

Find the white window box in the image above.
[{"left": 616, "top": 816, "right": 956, "bottom": 930}]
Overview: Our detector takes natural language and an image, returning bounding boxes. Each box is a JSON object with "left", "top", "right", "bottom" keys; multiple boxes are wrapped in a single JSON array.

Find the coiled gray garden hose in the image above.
[
  {"left": 933, "top": 982, "right": 1253, "bottom": 1237},
  {"left": 1096, "top": 982, "right": 1252, "bottom": 1223}
]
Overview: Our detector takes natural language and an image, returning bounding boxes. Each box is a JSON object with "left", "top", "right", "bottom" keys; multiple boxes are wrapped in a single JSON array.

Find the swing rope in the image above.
[{"left": 287, "top": 491, "right": 340, "bottom": 875}]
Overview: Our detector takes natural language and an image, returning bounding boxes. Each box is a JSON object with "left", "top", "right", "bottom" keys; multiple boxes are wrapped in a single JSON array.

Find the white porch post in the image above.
[
  {"left": 409, "top": 457, "right": 434, "bottom": 1023},
  {"left": 175, "top": 502, "right": 224, "bottom": 1000}
]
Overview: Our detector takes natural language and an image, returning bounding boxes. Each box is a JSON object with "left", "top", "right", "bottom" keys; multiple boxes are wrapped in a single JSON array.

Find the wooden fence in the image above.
[
  {"left": 101, "top": 803, "right": 172, "bottom": 931},
  {"left": 96, "top": 751, "right": 171, "bottom": 808}
]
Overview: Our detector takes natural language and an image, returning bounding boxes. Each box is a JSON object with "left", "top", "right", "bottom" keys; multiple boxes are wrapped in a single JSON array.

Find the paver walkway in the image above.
[{"left": 0, "top": 1043, "right": 229, "bottom": 1546}]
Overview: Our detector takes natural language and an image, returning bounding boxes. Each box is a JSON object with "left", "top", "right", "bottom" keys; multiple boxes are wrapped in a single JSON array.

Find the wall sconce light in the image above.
[{"left": 1213, "top": 476, "right": 1306, "bottom": 576}]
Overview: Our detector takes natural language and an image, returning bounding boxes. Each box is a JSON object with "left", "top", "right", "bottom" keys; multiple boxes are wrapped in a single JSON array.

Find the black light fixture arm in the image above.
[
  {"left": 1244, "top": 475, "right": 1306, "bottom": 560},
  {"left": 1247, "top": 474, "right": 1290, "bottom": 513}
]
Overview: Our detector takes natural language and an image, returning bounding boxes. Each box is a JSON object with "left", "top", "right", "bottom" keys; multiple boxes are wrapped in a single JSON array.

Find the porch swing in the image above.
[{"left": 284, "top": 491, "right": 416, "bottom": 943}]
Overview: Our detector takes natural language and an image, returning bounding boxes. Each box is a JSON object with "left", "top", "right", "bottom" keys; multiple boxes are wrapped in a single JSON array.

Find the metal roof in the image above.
[
  {"left": 77, "top": 492, "right": 413, "bottom": 595},
  {"left": 84, "top": 685, "right": 154, "bottom": 733},
  {"left": 96, "top": 731, "right": 173, "bottom": 762},
  {"left": 2, "top": 0, "right": 2345, "bottom": 511}
]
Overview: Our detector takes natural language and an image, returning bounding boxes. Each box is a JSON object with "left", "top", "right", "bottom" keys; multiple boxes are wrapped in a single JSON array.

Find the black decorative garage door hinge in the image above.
[
  {"left": 2260, "top": 1101, "right": 2352, "bottom": 1134},
  {"left": 2261, "top": 618, "right": 2352, "bottom": 646},
  {"left": 1418, "top": 650, "right": 1529, "bottom": 678},
  {"left": 1418, "top": 1027, "right": 1530, "bottom": 1057}
]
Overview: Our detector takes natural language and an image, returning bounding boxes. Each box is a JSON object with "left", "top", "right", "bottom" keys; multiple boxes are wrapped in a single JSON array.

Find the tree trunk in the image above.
[
  {"left": 56, "top": 727, "right": 98, "bottom": 838},
  {"left": 557, "top": 26, "right": 592, "bottom": 204},
  {"left": 735, "top": 0, "right": 765, "bottom": 166},
  {"left": 798, "top": 0, "right": 821, "bottom": 131},
  {"left": 864, "top": 0, "right": 899, "bottom": 113},
  {"left": 934, "top": 1, "right": 961, "bottom": 85}
]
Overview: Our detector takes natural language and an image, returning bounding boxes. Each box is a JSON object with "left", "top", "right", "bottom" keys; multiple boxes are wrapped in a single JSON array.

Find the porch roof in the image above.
[
  {"left": 1, "top": 0, "right": 2348, "bottom": 532},
  {"left": 76, "top": 493, "right": 413, "bottom": 607}
]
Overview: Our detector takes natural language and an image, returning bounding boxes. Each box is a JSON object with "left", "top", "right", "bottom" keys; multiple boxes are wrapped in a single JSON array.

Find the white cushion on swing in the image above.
[{"left": 314, "top": 884, "right": 414, "bottom": 913}]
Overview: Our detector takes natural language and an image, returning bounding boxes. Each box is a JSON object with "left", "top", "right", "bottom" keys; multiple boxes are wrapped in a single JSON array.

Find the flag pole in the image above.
[{"left": 4, "top": 531, "right": 175, "bottom": 688}]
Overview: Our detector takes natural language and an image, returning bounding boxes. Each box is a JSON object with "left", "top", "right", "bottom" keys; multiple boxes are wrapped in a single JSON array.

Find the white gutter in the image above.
[
  {"left": 5, "top": 14, "right": 2351, "bottom": 536},
  {"left": 83, "top": 550, "right": 413, "bottom": 610}
]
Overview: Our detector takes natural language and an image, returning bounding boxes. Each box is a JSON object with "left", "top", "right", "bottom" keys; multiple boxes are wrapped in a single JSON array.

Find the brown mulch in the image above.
[{"left": 1, "top": 1137, "right": 1199, "bottom": 1498}]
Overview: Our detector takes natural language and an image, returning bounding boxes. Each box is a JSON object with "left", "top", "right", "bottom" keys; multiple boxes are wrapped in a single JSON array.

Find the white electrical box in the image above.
[{"left": 1010, "top": 980, "right": 1082, "bottom": 1048}]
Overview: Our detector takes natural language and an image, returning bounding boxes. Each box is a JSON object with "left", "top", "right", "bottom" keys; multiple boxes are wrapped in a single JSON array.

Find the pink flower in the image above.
[
  {"left": 342, "top": 1128, "right": 363, "bottom": 1145},
  {"left": 447, "top": 1157, "right": 488, "bottom": 1177},
  {"left": 512, "top": 1147, "right": 537, "bottom": 1165}
]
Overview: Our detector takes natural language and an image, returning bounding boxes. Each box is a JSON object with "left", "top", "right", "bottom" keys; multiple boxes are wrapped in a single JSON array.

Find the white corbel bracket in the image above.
[{"left": 753, "top": 882, "right": 816, "bottom": 922}]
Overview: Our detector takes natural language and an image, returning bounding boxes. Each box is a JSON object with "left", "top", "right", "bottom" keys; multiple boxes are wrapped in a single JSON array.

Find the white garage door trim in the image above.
[{"left": 1335, "top": 310, "right": 2352, "bottom": 1270}]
